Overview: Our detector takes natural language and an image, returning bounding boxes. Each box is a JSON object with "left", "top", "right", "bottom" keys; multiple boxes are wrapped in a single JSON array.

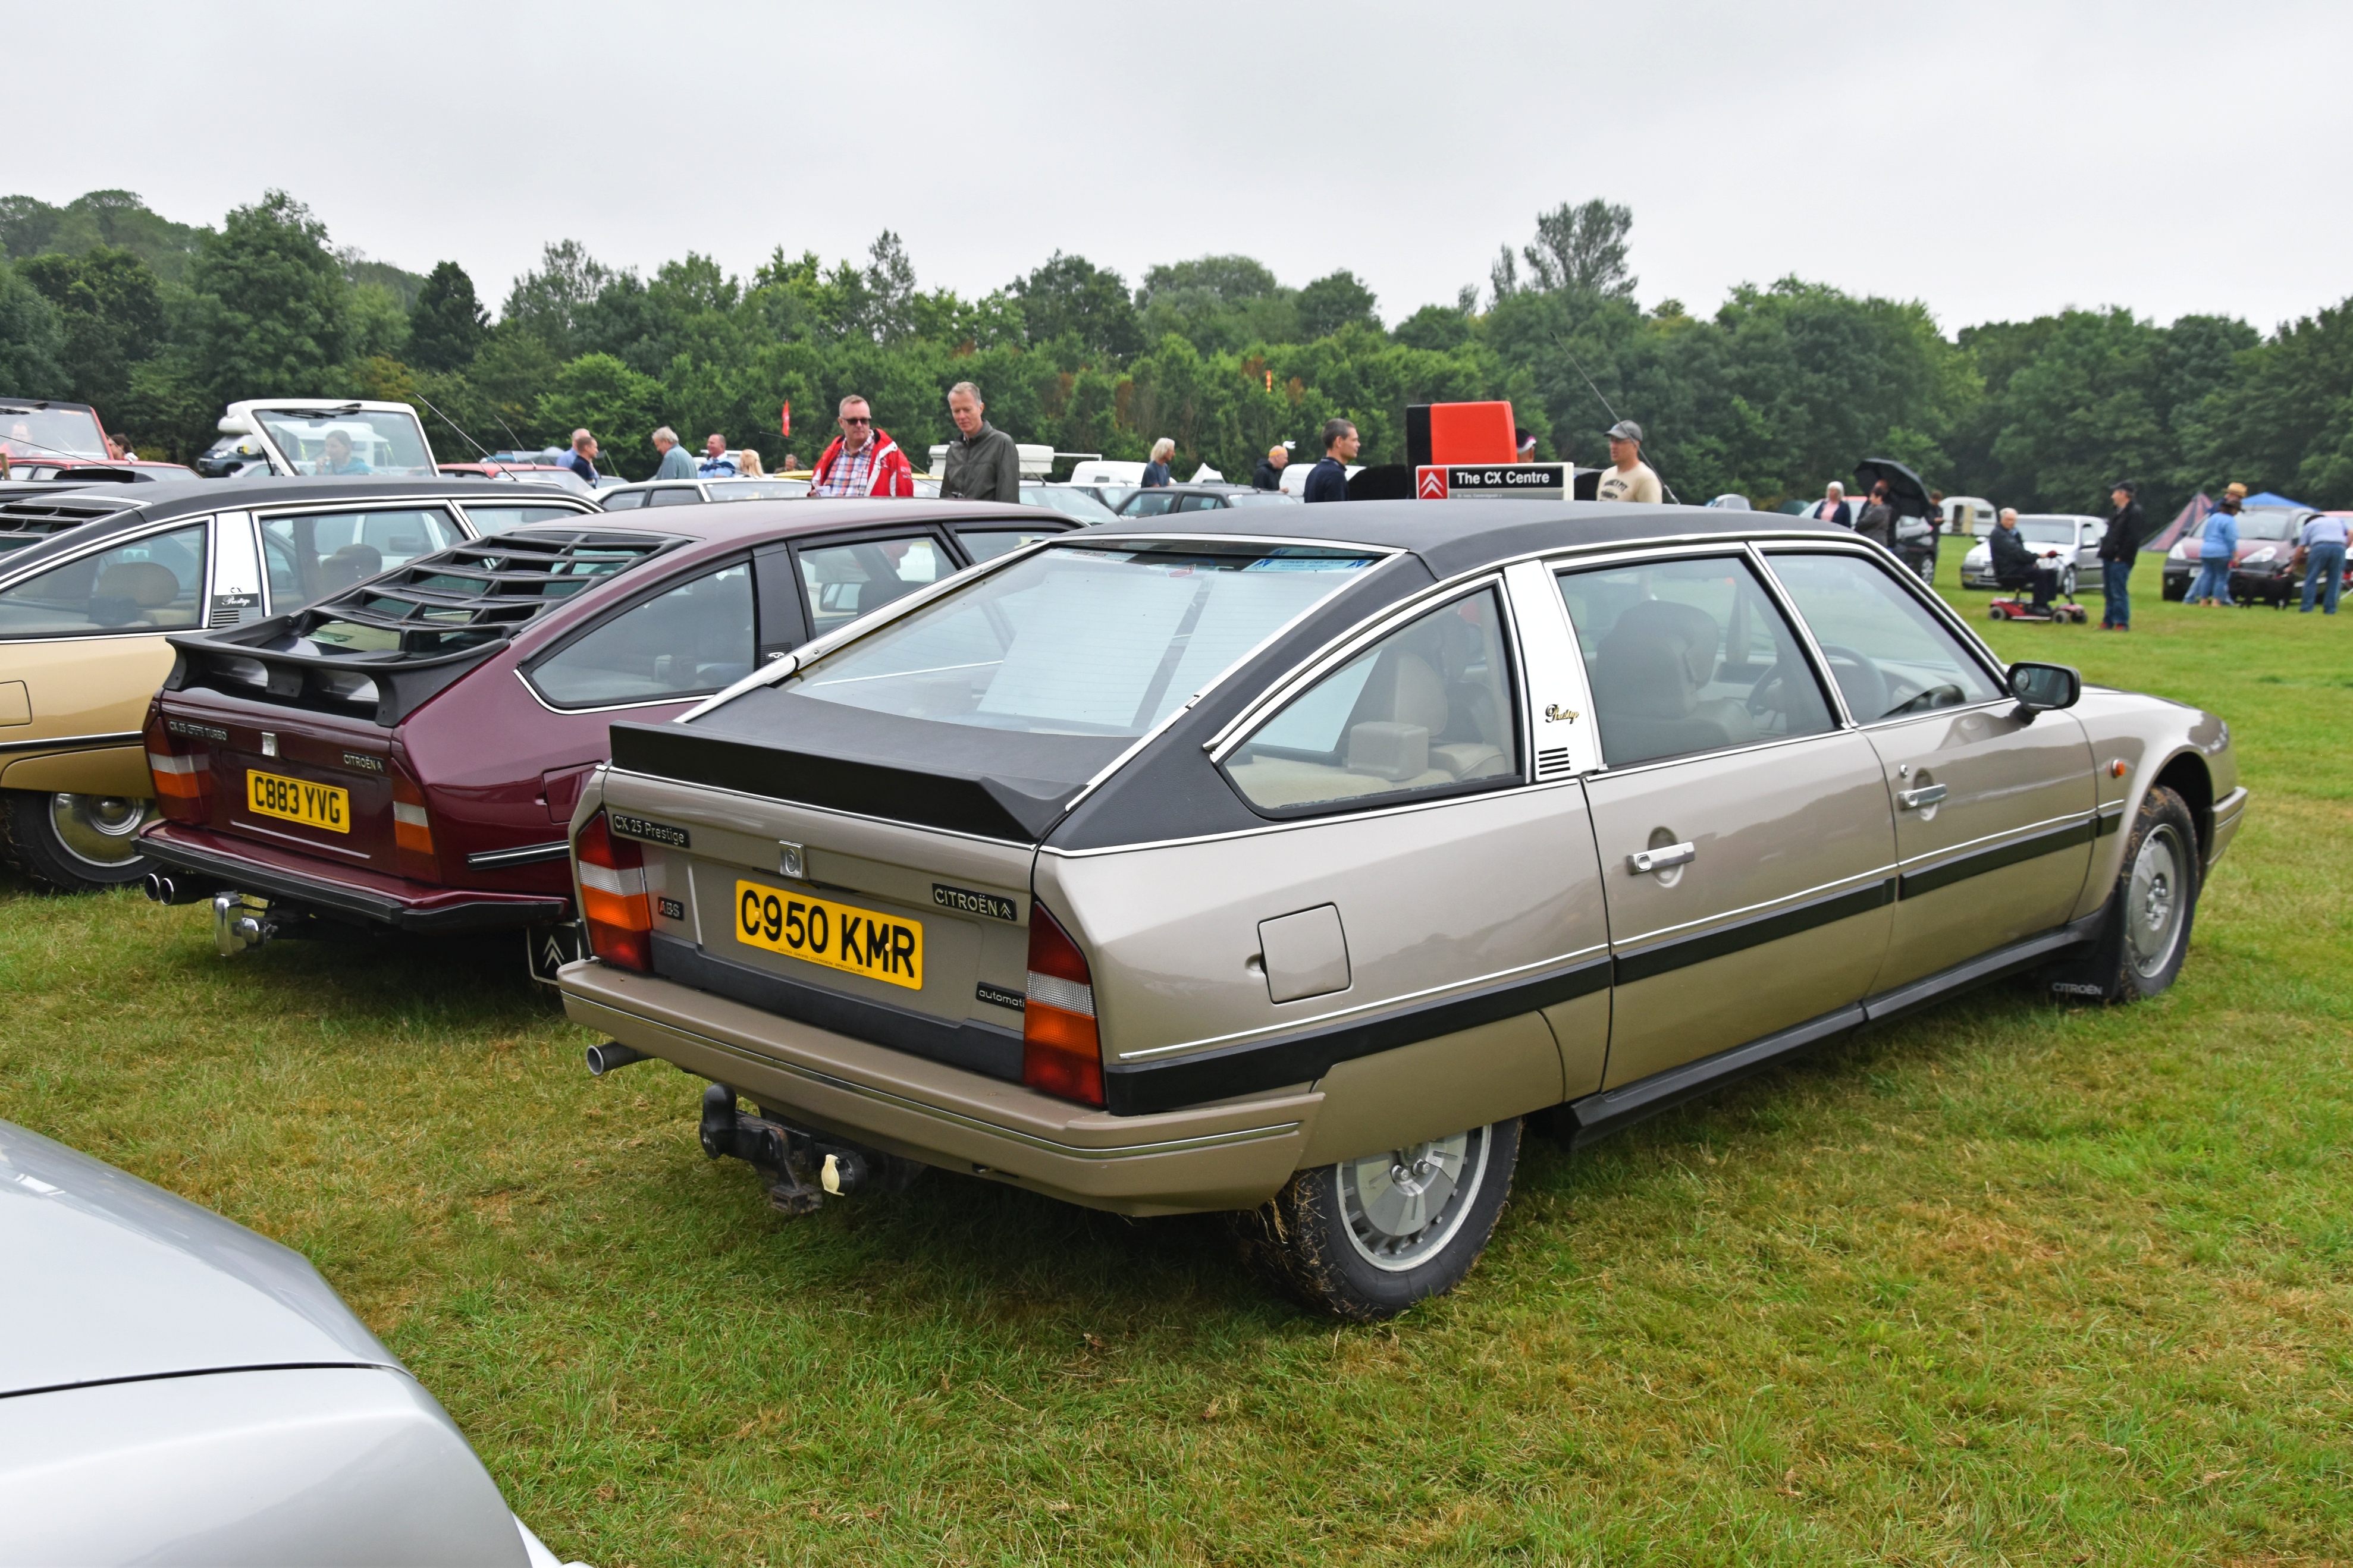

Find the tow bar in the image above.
[{"left": 696, "top": 1082, "right": 923, "bottom": 1215}]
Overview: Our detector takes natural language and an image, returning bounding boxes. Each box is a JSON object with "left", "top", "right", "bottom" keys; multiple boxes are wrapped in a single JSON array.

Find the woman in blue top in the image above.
[
  {"left": 1140, "top": 438, "right": 1174, "bottom": 488},
  {"left": 2190, "top": 496, "right": 2239, "bottom": 605}
]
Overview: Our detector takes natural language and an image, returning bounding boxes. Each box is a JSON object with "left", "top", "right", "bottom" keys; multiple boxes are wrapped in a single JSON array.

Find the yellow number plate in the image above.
[
  {"left": 733, "top": 881, "right": 922, "bottom": 990},
  {"left": 246, "top": 769, "right": 350, "bottom": 834}
]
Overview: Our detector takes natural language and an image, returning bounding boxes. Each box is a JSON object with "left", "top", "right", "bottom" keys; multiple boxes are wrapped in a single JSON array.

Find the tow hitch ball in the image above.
[
  {"left": 698, "top": 1082, "right": 918, "bottom": 1215},
  {"left": 211, "top": 892, "right": 277, "bottom": 957}
]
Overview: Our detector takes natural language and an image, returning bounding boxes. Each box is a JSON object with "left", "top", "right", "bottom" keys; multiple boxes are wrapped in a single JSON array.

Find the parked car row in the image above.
[{"left": 2160, "top": 505, "right": 2353, "bottom": 606}]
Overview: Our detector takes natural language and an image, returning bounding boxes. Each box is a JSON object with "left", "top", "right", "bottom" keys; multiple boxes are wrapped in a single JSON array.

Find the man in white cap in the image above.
[{"left": 1596, "top": 419, "right": 1661, "bottom": 503}]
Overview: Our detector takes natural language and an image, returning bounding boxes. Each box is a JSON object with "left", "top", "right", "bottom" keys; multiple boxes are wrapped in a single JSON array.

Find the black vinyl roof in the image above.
[{"left": 1084, "top": 498, "right": 1849, "bottom": 580}]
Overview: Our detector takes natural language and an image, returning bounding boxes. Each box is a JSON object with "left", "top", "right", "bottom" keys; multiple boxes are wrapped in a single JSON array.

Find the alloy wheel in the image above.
[
  {"left": 1337, "top": 1126, "right": 1491, "bottom": 1272},
  {"left": 2126, "top": 822, "right": 2187, "bottom": 979}
]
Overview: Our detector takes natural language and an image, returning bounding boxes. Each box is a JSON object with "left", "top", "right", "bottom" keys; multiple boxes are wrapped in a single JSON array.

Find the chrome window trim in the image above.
[
  {"left": 447, "top": 495, "right": 598, "bottom": 534},
  {"left": 0, "top": 514, "right": 214, "bottom": 642},
  {"left": 1611, "top": 863, "right": 1899, "bottom": 952},
  {"left": 1040, "top": 773, "right": 1589, "bottom": 860},
  {"left": 513, "top": 667, "right": 722, "bottom": 718},
  {"left": 0, "top": 728, "right": 141, "bottom": 756}
]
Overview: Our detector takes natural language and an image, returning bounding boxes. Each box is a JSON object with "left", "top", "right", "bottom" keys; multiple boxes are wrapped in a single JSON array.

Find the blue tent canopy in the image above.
[{"left": 2243, "top": 490, "right": 2310, "bottom": 510}]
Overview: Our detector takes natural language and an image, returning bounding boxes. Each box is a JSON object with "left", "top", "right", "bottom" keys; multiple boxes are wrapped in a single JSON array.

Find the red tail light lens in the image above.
[
  {"left": 1022, "top": 902, "right": 1103, "bottom": 1107},
  {"left": 388, "top": 767, "right": 438, "bottom": 882},
  {"left": 575, "top": 810, "right": 651, "bottom": 972},
  {"left": 143, "top": 705, "right": 212, "bottom": 824}
]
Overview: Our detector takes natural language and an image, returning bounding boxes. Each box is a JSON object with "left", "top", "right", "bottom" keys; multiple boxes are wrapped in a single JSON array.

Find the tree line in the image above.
[{"left": 3, "top": 187, "right": 2350, "bottom": 523}]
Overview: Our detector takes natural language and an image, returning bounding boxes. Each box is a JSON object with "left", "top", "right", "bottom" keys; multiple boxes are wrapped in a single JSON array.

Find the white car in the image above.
[
  {"left": 0, "top": 1119, "right": 582, "bottom": 1567},
  {"left": 196, "top": 400, "right": 440, "bottom": 479},
  {"left": 1960, "top": 514, "right": 2104, "bottom": 595}
]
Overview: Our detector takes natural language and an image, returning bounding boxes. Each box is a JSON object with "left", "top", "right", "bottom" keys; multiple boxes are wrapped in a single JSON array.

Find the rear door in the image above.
[
  {"left": 1760, "top": 547, "right": 2094, "bottom": 993},
  {"left": 1562, "top": 548, "right": 1897, "bottom": 1090}
]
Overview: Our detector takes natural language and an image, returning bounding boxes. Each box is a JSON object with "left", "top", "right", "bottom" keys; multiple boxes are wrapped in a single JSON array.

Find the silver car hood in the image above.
[{"left": 0, "top": 1121, "right": 399, "bottom": 1396}]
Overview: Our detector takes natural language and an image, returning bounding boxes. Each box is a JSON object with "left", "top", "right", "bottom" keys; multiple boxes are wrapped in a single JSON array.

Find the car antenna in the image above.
[
  {"left": 408, "top": 390, "right": 503, "bottom": 472},
  {"left": 1554, "top": 338, "right": 1682, "bottom": 505}
]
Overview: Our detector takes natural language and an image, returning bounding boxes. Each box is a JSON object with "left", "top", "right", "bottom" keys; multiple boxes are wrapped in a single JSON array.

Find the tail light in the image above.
[
  {"left": 1022, "top": 903, "right": 1103, "bottom": 1107},
  {"left": 388, "top": 767, "right": 438, "bottom": 882},
  {"left": 144, "top": 705, "right": 213, "bottom": 824},
  {"left": 575, "top": 810, "right": 651, "bottom": 972}
]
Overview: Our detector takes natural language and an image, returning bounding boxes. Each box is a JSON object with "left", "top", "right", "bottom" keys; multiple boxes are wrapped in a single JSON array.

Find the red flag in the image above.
[{"left": 780, "top": 401, "right": 791, "bottom": 437}]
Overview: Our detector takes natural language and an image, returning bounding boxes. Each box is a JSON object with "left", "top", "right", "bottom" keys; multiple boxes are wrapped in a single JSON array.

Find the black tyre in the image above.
[
  {"left": 1234, "top": 1117, "right": 1520, "bottom": 1321},
  {"left": 2060, "top": 785, "right": 2200, "bottom": 1003},
  {"left": 0, "top": 789, "right": 158, "bottom": 893}
]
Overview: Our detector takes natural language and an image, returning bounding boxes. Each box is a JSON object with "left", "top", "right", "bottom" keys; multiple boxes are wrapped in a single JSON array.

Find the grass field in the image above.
[{"left": 3, "top": 553, "right": 2349, "bottom": 1566}]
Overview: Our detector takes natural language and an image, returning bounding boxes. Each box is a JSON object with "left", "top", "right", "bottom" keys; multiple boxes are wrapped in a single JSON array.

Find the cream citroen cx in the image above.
[{"left": 556, "top": 502, "right": 2244, "bottom": 1319}]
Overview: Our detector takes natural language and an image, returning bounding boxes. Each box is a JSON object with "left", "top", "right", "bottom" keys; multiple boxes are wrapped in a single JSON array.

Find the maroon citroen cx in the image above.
[{"left": 138, "top": 499, "right": 1071, "bottom": 976}]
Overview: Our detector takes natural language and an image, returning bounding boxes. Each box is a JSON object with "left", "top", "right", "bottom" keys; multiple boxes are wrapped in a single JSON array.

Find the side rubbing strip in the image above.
[
  {"left": 1612, "top": 879, "right": 1895, "bottom": 986},
  {"left": 1897, "top": 819, "right": 2095, "bottom": 901},
  {"left": 1102, "top": 955, "right": 1610, "bottom": 1116}
]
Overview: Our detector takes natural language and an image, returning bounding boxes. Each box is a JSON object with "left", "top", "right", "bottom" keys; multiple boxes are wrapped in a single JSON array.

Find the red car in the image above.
[{"left": 137, "top": 500, "right": 1071, "bottom": 975}]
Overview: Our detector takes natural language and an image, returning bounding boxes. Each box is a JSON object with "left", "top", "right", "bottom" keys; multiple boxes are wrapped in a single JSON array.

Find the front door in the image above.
[
  {"left": 1558, "top": 551, "right": 1898, "bottom": 1090},
  {"left": 1759, "top": 548, "right": 2096, "bottom": 992}
]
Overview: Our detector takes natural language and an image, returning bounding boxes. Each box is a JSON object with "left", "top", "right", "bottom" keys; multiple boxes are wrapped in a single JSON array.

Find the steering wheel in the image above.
[
  {"left": 1814, "top": 642, "right": 1890, "bottom": 721},
  {"left": 1746, "top": 659, "right": 1803, "bottom": 726}
]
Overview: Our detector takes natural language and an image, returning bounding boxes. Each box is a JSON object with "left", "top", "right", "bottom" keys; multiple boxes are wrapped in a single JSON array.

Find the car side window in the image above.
[
  {"left": 955, "top": 527, "right": 1059, "bottom": 564},
  {"left": 0, "top": 523, "right": 209, "bottom": 637},
  {"left": 1225, "top": 585, "right": 1519, "bottom": 815},
  {"left": 262, "top": 508, "right": 463, "bottom": 604},
  {"left": 1176, "top": 494, "right": 1223, "bottom": 512},
  {"left": 1557, "top": 554, "right": 1834, "bottom": 769},
  {"left": 647, "top": 487, "right": 702, "bottom": 507},
  {"left": 601, "top": 490, "right": 648, "bottom": 510},
  {"left": 526, "top": 561, "right": 756, "bottom": 708},
  {"left": 798, "top": 535, "right": 948, "bottom": 637},
  {"left": 461, "top": 505, "right": 589, "bottom": 533},
  {"left": 1764, "top": 552, "right": 2001, "bottom": 721},
  {"left": 1122, "top": 491, "right": 1178, "bottom": 517}
]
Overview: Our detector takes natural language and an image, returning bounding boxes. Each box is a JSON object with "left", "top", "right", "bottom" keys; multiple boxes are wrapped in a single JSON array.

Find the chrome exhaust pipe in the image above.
[
  {"left": 585, "top": 1041, "right": 651, "bottom": 1076},
  {"left": 142, "top": 872, "right": 175, "bottom": 904}
]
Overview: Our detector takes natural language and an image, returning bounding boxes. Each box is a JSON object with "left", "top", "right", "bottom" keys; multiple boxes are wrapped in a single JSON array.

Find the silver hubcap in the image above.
[
  {"left": 2126, "top": 824, "right": 2187, "bottom": 979},
  {"left": 1338, "top": 1126, "right": 1490, "bottom": 1272},
  {"left": 48, "top": 793, "right": 153, "bottom": 869}
]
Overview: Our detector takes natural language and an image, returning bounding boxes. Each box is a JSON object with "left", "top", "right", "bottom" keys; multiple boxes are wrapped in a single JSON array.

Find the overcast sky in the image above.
[{"left": 13, "top": 0, "right": 2347, "bottom": 336}]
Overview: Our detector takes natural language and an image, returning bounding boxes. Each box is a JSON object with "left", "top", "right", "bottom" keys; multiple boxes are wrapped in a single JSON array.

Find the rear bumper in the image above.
[
  {"left": 140, "top": 823, "right": 569, "bottom": 932},
  {"left": 558, "top": 960, "right": 1319, "bottom": 1216}
]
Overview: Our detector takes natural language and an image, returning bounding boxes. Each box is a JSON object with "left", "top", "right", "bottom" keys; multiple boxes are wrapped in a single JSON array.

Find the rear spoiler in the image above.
[{"left": 166, "top": 614, "right": 498, "bottom": 727}]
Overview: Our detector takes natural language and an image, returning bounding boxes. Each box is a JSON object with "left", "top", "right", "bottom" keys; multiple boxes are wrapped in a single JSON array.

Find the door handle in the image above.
[
  {"left": 1628, "top": 842, "right": 1696, "bottom": 874},
  {"left": 1897, "top": 784, "right": 1949, "bottom": 810}
]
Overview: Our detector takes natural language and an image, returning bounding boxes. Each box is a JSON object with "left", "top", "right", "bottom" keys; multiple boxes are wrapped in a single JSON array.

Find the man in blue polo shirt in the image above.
[
  {"left": 2299, "top": 510, "right": 2349, "bottom": 614},
  {"left": 1304, "top": 417, "right": 1356, "bottom": 503}
]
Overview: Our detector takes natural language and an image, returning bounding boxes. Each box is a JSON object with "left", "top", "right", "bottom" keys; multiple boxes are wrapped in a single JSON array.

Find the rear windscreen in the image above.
[{"left": 786, "top": 541, "right": 1381, "bottom": 737}]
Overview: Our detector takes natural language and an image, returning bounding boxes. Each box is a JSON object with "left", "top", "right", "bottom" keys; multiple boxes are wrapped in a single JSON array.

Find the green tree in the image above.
[
  {"left": 1011, "top": 253, "right": 1141, "bottom": 357},
  {"left": 15, "top": 246, "right": 165, "bottom": 411},
  {"left": 409, "top": 260, "right": 490, "bottom": 372},
  {"left": 536, "top": 354, "right": 667, "bottom": 477},
  {"left": 0, "top": 263, "right": 64, "bottom": 397},
  {"left": 1295, "top": 271, "right": 1380, "bottom": 338},
  {"left": 180, "top": 191, "right": 354, "bottom": 405}
]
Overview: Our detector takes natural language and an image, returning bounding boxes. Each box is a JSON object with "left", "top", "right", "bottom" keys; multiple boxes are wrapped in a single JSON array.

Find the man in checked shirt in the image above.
[{"left": 807, "top": 394, "right": 915, "bottom": 498}]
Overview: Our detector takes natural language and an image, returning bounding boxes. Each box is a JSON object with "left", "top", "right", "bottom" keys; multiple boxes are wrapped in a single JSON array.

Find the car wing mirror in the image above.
[{"left": 2007, "top": 661, "right": 2080, "bottom": 721}]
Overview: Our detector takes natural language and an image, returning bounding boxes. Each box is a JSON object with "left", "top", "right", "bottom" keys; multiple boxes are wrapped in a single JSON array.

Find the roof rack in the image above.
[{"left": 165, "top": 526, "right": 686, "bottom": 725}]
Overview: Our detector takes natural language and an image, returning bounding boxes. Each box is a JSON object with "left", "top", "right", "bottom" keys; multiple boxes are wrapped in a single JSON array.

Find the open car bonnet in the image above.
[{"left": 0, "top": 1121, "right": 399, "bottom": 1396}]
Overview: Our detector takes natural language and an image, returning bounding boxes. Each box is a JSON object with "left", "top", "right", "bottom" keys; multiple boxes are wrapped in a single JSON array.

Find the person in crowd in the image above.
[
  {"left": 1927, "top": 489, "right": 1945, "bottom": 536},
  {"left": 651, "top": 427, "right": 696, "bottom": 480},
  {"left": 1251, "top": 445, "right": 1288, "bottom": 491},
  {"left": 808, "top": 395, "right": 915, "bottom": 497},
  {"left": 939, "top": 382, "right": 1021, "bottom": 502},
  {"left": 783, "top": 453, "right": 804, "bottom": 472},
  {"left": 318, "top": 428, "right": 372, "bottom": 475},
  {"left": 1141, "top": 438, "right": 1175, "bottom": 488},
  {"left": 2298, "top": 509, "right": 2348, "bottom": 614},
  {"left": 1855, "top": 481, "right": 1894, "bottom": 548},
  {"left": 1516, "top": 428, "right": 1536, "bottom": 463},
  {"left": 1989, "top": 508, "right": 2057, "bottom": 612},
  {"left": 736, "top": 449, "right": 765, "bottom": 477},
  {"left": 563, "top": 429, "right": 598, "bottom": 486},
  {"left": 1595, "top": 420, "right": 1661, "bottom": 503},
  {"left": 1809, "top": 481, "right": 1852, "bottom": 527},
  {"left": 2099, "top": 480, "right": 2145, "bottom": 630},
  {"left": 2189, "top": 489, "right": 2241, "bottom": 605},
  {"left": 1304, "top": 419, "right": 1357, "bottom": 503},
  {"left": 698, "top": 434, "right": 737, "bottom": 477}
]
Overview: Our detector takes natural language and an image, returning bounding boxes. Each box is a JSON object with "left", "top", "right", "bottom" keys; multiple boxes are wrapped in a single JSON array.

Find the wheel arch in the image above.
[{"left": 2150, "top": 747, "right": 2214, "bottom": 864}]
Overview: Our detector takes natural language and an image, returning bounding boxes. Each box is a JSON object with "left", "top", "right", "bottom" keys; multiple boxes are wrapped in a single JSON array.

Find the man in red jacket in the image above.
[{"left": 808, "top": 394, "right": 915, "bottom": 497}]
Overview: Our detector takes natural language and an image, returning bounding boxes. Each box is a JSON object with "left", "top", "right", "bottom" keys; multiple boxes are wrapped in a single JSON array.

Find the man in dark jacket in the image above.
[
  {"left": 939, "top": 382, "right": 1021, "bottom": 502},
  {"left": 2098, "top": 480, "right": 2145, "bottom": 630},
  {"left": 1988, "top": 508, "right": 2056, "bottom": 611},
  {"left": 1251, "top": 445, "right": 1288, "bottom": 491},
  {"left": 1304, "top": 419, "right": 1357, "bottom": 503}
]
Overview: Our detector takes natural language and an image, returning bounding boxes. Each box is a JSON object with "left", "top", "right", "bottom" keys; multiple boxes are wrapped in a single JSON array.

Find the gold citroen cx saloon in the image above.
[
  {"left": 556, "top": 502, "right": 2245, "bottom": 1319},
  {"left": 0, "top": 478, "right": 597, "bottom": 891}
]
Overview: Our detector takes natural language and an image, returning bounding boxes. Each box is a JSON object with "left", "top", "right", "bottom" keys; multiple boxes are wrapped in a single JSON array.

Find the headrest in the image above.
[
  {"left": 1595, "top": 599, "right": 1723, "bottom": 719},
  {"left": 1362, "top": 649, "right": 1448, "bottom": 734},
  {"left": 94, "top": 560, "right": 178, "bottom": 608}
]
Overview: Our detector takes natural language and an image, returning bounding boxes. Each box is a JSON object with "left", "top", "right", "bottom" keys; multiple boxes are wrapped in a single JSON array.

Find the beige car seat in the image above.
[
  {"left": 317, "top": 543, "right": 385, "bottom": 595},
  {"left": 1590, "top": 599, "right": 1756, "bottom": 765},
  {"left": 92, "top": 561, "right": 183, "bottom": 625}
]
